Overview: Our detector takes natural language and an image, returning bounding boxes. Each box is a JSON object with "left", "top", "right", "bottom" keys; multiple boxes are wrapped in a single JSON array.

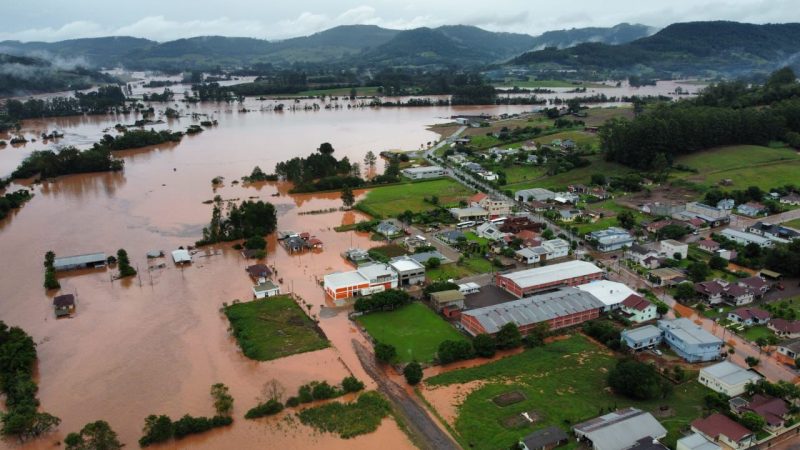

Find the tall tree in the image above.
[{"left": 341, "top": 186, "right": 355, "bottom": 208}]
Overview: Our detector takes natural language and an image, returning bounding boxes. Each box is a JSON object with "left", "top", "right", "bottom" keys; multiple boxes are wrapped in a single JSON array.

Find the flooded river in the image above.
[
  {"left": 0, "top": 97, "right": 537, "bottom": 449},
  {"left": 0, "top": 79, "right": 695, "bottom": 449}
]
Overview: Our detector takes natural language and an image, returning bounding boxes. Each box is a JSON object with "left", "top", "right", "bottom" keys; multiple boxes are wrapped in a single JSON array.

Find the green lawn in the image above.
[
  {"left": 357, "top": 179, "right": 473, "bottom": 218},
  {"left": 356, "top": 303, "right": 468, "bottom": 363},
  {"left": 741, "top": 325, "right": 775, "bottom": 343},
  {"left": 784, "top": 218, "right": 800, "bottom": 230},
  {"left": 464, "top": 232, "right": 490, "bottom": 246},
  {"left": 424, "top": 335, "right": 707, "bottom": 450},
  {"left": 462, "top": 256, "right": 494, "bottom": 274},
  {"left": 505, "top": 155, "right": 630, "bottom": 192},
  {"left": 224, "top": 296, "right": 330, "bottom": 361},
  {"left": 541, "top": 130, "right": 601, "bottom": 150},
  {"left": 673, "top": 145, "right": 800, "bottom": 190},
  {"left": 426, "top": 263, "right": 476, "bottom": 282}
]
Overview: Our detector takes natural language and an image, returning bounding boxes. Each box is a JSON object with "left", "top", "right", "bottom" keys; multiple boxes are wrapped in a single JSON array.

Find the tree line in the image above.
[
  {"left": 196, "top": 197, "right": 277, "bottom": 246},
  {"left": 600, "top": 68, "right": 800, "bottom": 170}
]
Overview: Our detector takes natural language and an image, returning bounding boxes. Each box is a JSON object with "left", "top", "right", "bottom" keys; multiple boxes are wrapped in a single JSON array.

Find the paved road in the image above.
[{"left": 352, "top": 340, "right": 461, "bottom": 450}]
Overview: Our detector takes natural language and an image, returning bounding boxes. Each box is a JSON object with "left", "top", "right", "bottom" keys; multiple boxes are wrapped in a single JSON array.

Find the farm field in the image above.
[
  {"left": 224, "top": 296, "right": 330, "bottom": 361},
  {"left": 356, "top": 302, "right": 468, "bottom": 363},
  {"left": 493, "top": 79, "right": 613, "bottom": 89},
  {"left": 357, "top": 179, "right": 474, "bottom": 218},
  {"left": 422, "top": 334, "right": 707, "bottom": 450},
  {"left": 505, "top": 155, "right": 630, "bottom": 191},
  {"left": 673, "top": 145, "right": 800, "bottom": 190}
]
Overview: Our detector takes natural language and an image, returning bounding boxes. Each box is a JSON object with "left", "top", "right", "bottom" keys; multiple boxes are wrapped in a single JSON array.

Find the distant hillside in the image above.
[
  {"left": 0, "top": 53, "right": 118, "bottom": 96},
  {"left": 509, "top": 21, "right": 800, "bottom": 76},
  {"left": 529, "top": 23, "right": 654, "bottom": 49},
  {"left": 0, "top": 36, "right": 154, "bottom": 67},
  {"left": 0, "top": 23, "right": 656, "bottom": 70}
]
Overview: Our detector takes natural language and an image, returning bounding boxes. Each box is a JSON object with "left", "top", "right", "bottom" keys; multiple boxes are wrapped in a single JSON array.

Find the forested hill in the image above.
[
  {"left": 0, "top": 36, "right": 154, "bottom": 67},
  {"left": 0, "top": 23, "right": 650, "bottom": 70},
  {"left": 510, "top": 21, "right": 800, "bottom": 76},
  {"left": 0, "top": 53, "right": 118, "bottom": 96},
  {"left": 528, "top": 23, "right": 653, "bottom": 49}
]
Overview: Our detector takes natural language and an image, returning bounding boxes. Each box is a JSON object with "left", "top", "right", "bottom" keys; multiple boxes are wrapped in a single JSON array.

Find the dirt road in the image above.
[{"left": 352, "top": 340, "right": 461, "bottom": 450}]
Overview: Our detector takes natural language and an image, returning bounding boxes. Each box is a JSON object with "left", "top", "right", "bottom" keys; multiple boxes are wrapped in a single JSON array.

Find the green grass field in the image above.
[
  {"left": 462, "top": 256, "right": 493, "bottom": 274},
  {"left": 784, "top": 218, "right": 800, "bottom": 230},
  {"left": 673, "top": 145, "right": 800, "bottom": 190},
  {"left": 225, "top": 296, "right": 330, "bottom": 361},
  {"left": 357, "top": 179, "right": 474, "bottom": 218},
  {"left": 426, "top": 263, "right": 475, "bottom": 282},
  {"left": 356, "top": 303, "right": 468, "bottom": 363},
  {"left": 297, "top": 391, "right": 391, "bottom": 439},
  {"left": 505, "top": 155, "right": 630, "bottom": 192},
  {"left": 541, "top": 130, "right": 601, "bottom": 149},
  {"left": 424, "top": 335, "right": 707, "bottom": 450},
  {"left": 583, "top": 107, "right": 635, "bottom": 127},
  {"left": 741, "top": 325, "right": 775, "bottom": 343},
  {"left": 464, "top": 231, "right": 490, "bottom": 246}
]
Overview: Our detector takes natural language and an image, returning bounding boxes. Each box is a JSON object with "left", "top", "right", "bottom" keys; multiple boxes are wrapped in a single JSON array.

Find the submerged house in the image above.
[{"left": 53, "top": 294, "right": 76, "bottom": 318}]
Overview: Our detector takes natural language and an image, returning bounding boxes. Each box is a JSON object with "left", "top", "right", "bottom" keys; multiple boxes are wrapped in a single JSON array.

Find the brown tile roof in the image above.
[
  {"left": 53, "top": 294, "right": 75, "bottom": 308},
  {"left": 622, "top": 294, "right": 652, "bottom": 311},
  {"left": 730, "top": 307, "right": 770, "bottom": 321},
  {"left": 246, "top": 264, "right": 271, "bottom": 279},
  {"left": 692, "top": 414, "right": 752, "bottom": 443},
  {"left": 746, "top": 395, "right": 788, "bottom": 427},
  {"left": 739, "top": 276, "right": 768, "bottom": 291},
  {"left": 469, "top": 192, "right": 488, "bottom": 203},
  {"left": 770, "top": 319, "right": 800, "bottom": 334},
  {"left": 695, "top": 281, "right": 725, "bottom": 296},
  {"left": 698, "top": 239, "right": 720, "bottom": 249}
]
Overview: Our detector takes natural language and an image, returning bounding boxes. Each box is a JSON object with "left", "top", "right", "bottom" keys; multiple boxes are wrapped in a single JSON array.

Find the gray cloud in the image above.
[{"left": 0, "top": 0, "right": 798, "bottom": 42}]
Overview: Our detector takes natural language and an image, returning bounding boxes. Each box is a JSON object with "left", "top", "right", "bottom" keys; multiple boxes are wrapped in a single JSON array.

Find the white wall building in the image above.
[
  {"left": 660, "top": 239, "right": 688, "bottom": 259},
  {"left": 401, "top": 166, "right": 445, "bottom": 180},
  {"left": 698, "top": 361, "right": 762, "bottom": 397}
]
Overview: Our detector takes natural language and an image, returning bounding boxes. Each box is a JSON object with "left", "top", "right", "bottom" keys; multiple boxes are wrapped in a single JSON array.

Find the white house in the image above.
[
  {"left": 720, "top": 229, "right": 774, "bottom": 248},
  {"left": 171, "top": 249, "right": 191, "bottom": 264},
  {"left": 253, "top": 280, "right": 281, "bottom": 299},
  {"left": 660, "top": 239, "right": 688, "bottom": 260},
  {"left": 698, "top": 361, "right": 762, "bottom": 396},
  {"left": 576, "top": 280, "right": 638, "bottom": 312},
  {"left": 620, "top": 295, "right": 659, "bottom": 323}
]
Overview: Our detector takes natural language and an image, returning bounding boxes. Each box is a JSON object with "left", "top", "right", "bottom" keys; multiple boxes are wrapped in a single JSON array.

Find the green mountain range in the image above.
[{"left": 509, "top": 21, "right": 800, "bottom": 76}]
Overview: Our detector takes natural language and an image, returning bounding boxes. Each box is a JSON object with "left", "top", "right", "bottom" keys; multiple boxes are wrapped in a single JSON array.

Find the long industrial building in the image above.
[
  {"left": 460, "top": 288, "right": 604, "bottom": 336},
  {"left": 495, "top": 260, "right": 604, "bottom": 298}
]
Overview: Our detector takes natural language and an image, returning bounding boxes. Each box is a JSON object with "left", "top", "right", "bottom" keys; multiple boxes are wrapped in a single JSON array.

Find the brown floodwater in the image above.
[{"left": 0, "top": 79, "right": 695, "bottom": 449}]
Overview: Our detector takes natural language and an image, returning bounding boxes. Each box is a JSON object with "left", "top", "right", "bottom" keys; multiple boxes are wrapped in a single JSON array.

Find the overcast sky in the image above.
[{"left": 1, "top": 0, "right": 798, "bottom": 42}]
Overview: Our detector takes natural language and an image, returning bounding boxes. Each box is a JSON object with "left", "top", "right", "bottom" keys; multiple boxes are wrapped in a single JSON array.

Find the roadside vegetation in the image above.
[{"left": 297, "top": 391, "right": 391, "bottom": 439}]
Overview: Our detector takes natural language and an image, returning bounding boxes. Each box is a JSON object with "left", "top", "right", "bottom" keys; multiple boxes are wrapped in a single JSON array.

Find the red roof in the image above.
[
  {"left": 740, "top": 276, "right": 768, "bottom": 291},
  {"left": 469, "top": 193, "right": 488, "bottom": 204},
  {"left": 621, "top": 294, "right": 652, "bottom": 311},
  {"left": 746, "top": 395, "right": 788, "bottom": 427},
  {"left": 770, "top": 318, "right": 800, "bottom": 334},
  {"left": 692, "top": 414, "right": 752, "bottom": 443},
  {"left": 730, "top": 307, "right": 770, "bottom": 321},
  {"left": 698, "top": 239, "right": 720, "bottom": 249},
  {"left": 695, "top": 280, "right": 725, "bottom": 296},
  {"left": 516, "top": 230, "right": 538, "bottom": 241}
]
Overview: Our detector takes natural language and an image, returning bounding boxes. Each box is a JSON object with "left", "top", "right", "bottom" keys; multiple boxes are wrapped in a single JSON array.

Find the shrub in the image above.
[
  {"left": 210, "top": 383, "right": 234, "bottom": 417},
  {"left": 607, "top": 359, "right": 672, "bottom": 400},
  {"left": 311, "top": 381, "right": 338, "bottom": 400},
  {"left": 245, "top": 400, "right": 284, "bottom": 419},
  {"left": 139, "top": 415, "right": 173, "bottom": 447},
  {"left": 403, "top": 362, "right": 423, "bottom": 385},
  {"left": 473, "top": 334, "right": 496, "bottom": 358},
  {"left": 285, "top": 397, "right": 300, "bottom": 407},
  {"left": 494, "top": 323, "right": 522, "bottom": 350},
  {"left": 437, "top": 340, "right": 475, "bottom": 364},
  {"left": 341, "top": 376, "right": 365, "bottom": 393},
  {"left": 374, "top": 342, "right": 397, "bottom": 363}
]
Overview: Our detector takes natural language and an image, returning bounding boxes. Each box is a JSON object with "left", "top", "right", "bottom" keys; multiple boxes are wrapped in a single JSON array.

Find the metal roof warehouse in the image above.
[
  {"left": 495, "top": 260, "right": 604, "bottom": 297},
  {"left": 460, "top": 287, "right": 604, "bottom": 336},
  {"left": 53, "top": 252, "right": 107, "bottom": 271}
]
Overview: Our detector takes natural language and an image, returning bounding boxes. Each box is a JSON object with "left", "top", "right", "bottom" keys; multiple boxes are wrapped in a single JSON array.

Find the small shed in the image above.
[
  {"left": 430, "top": 290, "right": 466, "bottom": 313},
  {"left": 253, "top": 281, "right": 280, "bottom": 299},
  {"left": 172, "top": 249, "right": 192, "bottom": 264},
  {"left": 53, "top": 294, "right": 76, "bottom": 318},
  {"left": 521, "top": 426, "right": 569, "bottom": 450},
  {"left": 759, "top": 269, "right": 781, "bottom": 280}
]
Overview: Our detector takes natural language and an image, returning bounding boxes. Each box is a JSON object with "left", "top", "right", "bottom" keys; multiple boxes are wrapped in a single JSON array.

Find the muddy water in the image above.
[{"left": 0, "top": 98, "right": 546, "bottom": 449}]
